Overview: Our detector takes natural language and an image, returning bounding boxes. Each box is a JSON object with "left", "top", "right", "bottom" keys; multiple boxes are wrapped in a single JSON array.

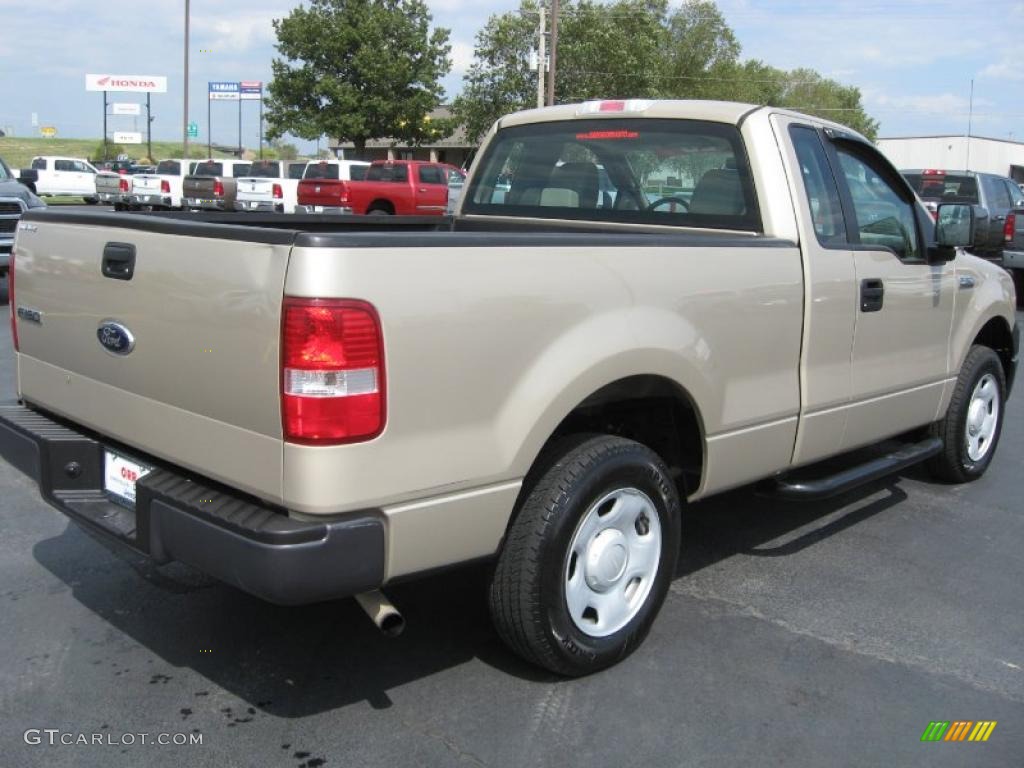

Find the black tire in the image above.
[
  {"left": 367, "top": 207, "right": 392, "bottom": 216},
  {"left": 84, "top": 197, "right": 99, "bottom": 205},
  {"left": 489, "top": 434, "right": 681, "bottom": 676},
  {"left": 927, "top": 345, "right": 1006, "bottom": 483},
  {"left": 1011, "top": 269, "right": 1024, "bottom": 310}
]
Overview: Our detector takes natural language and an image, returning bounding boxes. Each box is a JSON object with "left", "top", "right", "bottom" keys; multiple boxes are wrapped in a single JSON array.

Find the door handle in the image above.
[
  {"left": 860, "top": 278, "right": 884, "bottom": 312},
  {"left": 102, "top": 242, "right": 136, "bottom": 281}
]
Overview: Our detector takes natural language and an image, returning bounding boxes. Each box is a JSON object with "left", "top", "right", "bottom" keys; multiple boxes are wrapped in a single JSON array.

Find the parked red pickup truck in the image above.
[{"left": 296, "top": 159, "right": 465, "bottom": 215}]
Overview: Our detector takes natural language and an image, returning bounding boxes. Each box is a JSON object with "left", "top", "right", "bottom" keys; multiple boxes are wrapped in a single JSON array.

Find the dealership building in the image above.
[{"left": 877, "top": 135, "right": 1024, "bottom": 183}]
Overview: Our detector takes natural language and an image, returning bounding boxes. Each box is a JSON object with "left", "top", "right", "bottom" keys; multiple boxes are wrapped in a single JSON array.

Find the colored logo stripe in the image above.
[
  {"left": 969, "top": 722, "right": 997, "bottom": 742},
  {"left": 921, "top": 721, "right": 996, "bottom": 742}
]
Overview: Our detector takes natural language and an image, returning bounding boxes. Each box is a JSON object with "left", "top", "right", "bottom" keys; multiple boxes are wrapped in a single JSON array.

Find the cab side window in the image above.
[
  {"left": 789, "top": 126, "right": 846, "bottom": 245},
  {"left": 32, "top": 158, "right": 47, "bottom": 170},
  {"left": 55, "top": 160, "right": 75, "bottom": 172},
  {"left": 418, "top": 166, "right": 444, "bottom": 185},
  {"left": 834, "top": 145, "right": 920, "bottom": 261}
]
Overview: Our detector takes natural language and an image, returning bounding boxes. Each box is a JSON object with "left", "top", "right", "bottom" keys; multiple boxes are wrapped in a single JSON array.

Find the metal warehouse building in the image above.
[{"left": 877, "top": 135, "right": 1024, "bottom": 183}]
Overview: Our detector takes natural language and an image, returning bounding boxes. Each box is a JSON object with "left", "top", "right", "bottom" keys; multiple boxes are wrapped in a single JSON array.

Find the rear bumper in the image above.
[
  {"left": 97, "top": 192, "right": 129, "bottom": 204},
  {"left": 236, "top": 200, "right": 285, "bottom": 213},
  {"left": 1003, "top": 250, "right": 1024, "bottom": 270},
  {"left": 295, "top": 204, "right": 353, "bottom": 215},
  {"left": 186, "top": 198, "right": 232, "bottom": 211},
  {"left": 128, "top": 193, "right": 174, "bottom": 208},
  {"left": 0, "top": 404, "right": 385, "bottom": 605}
]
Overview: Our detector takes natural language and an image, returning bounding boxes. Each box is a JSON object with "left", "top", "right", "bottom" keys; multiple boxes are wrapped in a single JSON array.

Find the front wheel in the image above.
[
  {"left": 489, "top": 435, "right": 681, "bottom": 676},
  {"left": 927, "top": 345, "right": 1006, "bottom": 483}
]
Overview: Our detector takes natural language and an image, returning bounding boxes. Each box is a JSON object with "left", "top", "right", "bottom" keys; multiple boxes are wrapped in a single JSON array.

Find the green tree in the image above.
[
  {"left": 454, "top": 0, "right": 878, "bottom": 140},
  {"left": 265, "top": 0, "right": 453, "bottom": 153}
]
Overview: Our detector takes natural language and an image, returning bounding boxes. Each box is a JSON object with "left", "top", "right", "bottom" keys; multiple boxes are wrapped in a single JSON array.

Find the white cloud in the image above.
[
  {"left": 450, "top": 41, "right": 476, "bottom": 74},
  {"left": 978, "top": 60, "right": 1024, "bottom": 82}
]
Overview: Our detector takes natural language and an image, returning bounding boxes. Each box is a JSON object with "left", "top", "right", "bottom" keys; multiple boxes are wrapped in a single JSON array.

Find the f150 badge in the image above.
[{"left": 97, "top": 320, "right": 135, "bottom": 355}]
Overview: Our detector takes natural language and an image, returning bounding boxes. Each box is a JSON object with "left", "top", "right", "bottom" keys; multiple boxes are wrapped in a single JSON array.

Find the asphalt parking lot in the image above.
[{"left": 0, "top": 281, "right": 1022, "bottom": 766}]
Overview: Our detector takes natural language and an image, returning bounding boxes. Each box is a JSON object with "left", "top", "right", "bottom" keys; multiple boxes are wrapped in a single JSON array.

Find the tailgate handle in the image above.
[{"left": 102, "top": 242, "right": 136, "bottom": 281}]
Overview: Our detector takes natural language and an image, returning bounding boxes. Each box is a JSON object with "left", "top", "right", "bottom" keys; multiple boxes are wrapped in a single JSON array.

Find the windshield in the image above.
[
  {"left": 0, "top": 159, "right": 9, "bottom": 180},
  {"left": 246, "top": 161, "right": 281, "bottom": 178},
  {"left": 464, "top": 118, "right": 760, "bottom": 230},
  {"left": 304, "top": 163, "right": 339, "bottom": 180},
  {"left": 903, "top": 173, "right": 979, "bottom": 204}
]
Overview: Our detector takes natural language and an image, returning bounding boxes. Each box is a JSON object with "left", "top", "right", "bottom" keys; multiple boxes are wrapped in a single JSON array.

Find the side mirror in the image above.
[
  {"left": 936, "top": 203, "right": 974, "bottom": 248},
  {"left": 18, "top": 168, "right": 38, "bottom": 194}
]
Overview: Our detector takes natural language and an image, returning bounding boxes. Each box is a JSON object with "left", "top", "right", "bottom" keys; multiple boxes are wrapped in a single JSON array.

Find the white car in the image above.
[
  {"left": 29, "top": 156, "right": 100, "bottom": 202},
  {"left": 234, "top": 160, "right": 310, "bottom": 213},
  {"left": 293, "top": 160, "right": 371, "bottom": 213},
  {"left": 129, "top": 159, "right": 198, "bottom": 210}
]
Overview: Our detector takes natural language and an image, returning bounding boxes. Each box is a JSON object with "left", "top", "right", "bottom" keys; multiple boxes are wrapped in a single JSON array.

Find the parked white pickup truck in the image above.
[
  {"left": 234, "top": 160, "right": 310, "bottom": 213},
  {"left": 129, "top": 159, "right": 198, "bottom": 210},
  {"left": 3, "top": 100, "right": 1017, "bottom": 676},
  {"left": 28, "top": 156, "right": 100, "bottom": 202}
]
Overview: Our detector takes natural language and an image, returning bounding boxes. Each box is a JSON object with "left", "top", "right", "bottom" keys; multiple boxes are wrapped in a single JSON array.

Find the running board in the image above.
[{"left": 761, "top": 437, "right": 943, "bottom": 501}]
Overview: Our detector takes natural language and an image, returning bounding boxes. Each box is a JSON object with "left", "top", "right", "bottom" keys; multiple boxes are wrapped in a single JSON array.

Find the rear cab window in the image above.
[
  {"left": 903, "top": 172, "right": 979, "bottom": 204},
  {"left": 463, "top": 118, "right": 761, "bottom": 231},
  {"left": 348, "top": 164, "right": 368, "bottom": 181},
  {"left": 287, "top": 162, "right": 307, "bottom": 180},
  {"left": 194, "top": 162, "right": 223, "bottom": 176},
  {"left": 156, "top": 160, "right": 181, "bottom": 175},
  {"left": 304, "top": 163, "right": 339, "bottom": 180},
  {"left": 366, "top": 164, "right": 409, "bottom": 183},
  {"left": 230, "top": 163, "right": 251, "bottom": 178},
  {"left": 247, "top": 161, "right": 281, "bottom": 178}
]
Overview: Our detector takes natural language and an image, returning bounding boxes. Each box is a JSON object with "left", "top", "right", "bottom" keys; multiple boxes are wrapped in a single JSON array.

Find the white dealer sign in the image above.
[{"left": 86, "top": 74, "right": 168, "bottom": 93}]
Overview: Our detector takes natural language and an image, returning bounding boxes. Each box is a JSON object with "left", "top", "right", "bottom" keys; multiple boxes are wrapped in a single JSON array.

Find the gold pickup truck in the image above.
[{"left": 2, "top": 101, "right": 1017, "bottom": 676}]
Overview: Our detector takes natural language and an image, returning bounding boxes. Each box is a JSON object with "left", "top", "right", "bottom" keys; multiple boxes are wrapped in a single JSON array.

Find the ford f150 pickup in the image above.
[
  {"left": 296, "top": 159, "right": 464, "bottom": 215},
  {"left": 3, "top": 100, "right": 1018, "bottom": 676}
]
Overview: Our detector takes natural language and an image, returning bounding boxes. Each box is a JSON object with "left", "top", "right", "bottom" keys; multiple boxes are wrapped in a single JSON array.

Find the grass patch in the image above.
[{"left": 0, "top": 137, "right": 286, "bottom": 170}]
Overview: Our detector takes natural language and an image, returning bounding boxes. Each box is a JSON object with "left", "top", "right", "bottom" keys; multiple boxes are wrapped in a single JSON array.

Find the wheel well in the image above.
[
  {"left": 973, "top": 317, "right": 1015, "bottom": 391},
  {"left": 545, "top": 375, "right": 704, "bottom": 496},
  {"left": 368, "top": 199, "right": 394, "bottom": 214}
]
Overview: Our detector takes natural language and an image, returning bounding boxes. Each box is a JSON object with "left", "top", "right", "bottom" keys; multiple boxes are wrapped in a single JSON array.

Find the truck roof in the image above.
[{"left": 496, "top": 99, "right": 867, "bottom": 141}]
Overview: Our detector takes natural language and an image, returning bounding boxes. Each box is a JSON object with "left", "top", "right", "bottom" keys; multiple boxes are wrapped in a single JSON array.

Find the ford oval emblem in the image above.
[{"left": 97, "top": 320, "right": 135, "bottom": 356}]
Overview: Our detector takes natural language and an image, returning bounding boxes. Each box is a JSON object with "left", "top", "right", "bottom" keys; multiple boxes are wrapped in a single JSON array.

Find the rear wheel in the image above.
[
  {"left": 489, "top": 435, "right": 681, "bottom": 676},
  {"left": 83, "top": 197, "right": 99, "bottom": 205},
  {"left": 927, "top": 345, "right": 1005, "bottom": 483},
  {"left": 367, "top": 207, "right": 393, "bottom": 215}
]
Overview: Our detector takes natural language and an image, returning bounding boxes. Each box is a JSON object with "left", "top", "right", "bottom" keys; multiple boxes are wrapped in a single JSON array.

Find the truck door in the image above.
[
  {"left": 415, "top": 165, "right": 449, "bottom": 213},
  {"left": 981, "top": 174, "right": 1013, "bottom": 250},
  {"left": 772, "top": 116, "right": 856, "bottom": 465},
  {"left": 826, "top": 138, "right": 956, "bottom": 451}
]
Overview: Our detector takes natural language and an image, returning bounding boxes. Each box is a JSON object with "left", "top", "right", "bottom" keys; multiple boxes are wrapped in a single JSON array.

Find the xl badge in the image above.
[{"left": 97, "top": 320, "right": 135, "bottom": 356}]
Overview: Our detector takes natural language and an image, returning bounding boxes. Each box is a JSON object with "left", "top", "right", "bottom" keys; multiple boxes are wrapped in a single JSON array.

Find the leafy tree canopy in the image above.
[
  {"left": 266, "top": 0, "right": 453, "bottom": 151},
  {"left": 453, "top": 0, "right": 877, "bottom": 141}
]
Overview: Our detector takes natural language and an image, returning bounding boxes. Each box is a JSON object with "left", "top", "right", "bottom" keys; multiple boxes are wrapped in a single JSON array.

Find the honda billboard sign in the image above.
[{"left": 86, "top": 74, "right": 168, "bottom": 93}]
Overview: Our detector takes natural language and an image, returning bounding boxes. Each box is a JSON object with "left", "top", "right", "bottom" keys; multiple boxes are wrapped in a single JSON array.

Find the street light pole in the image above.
[
  {"left": 546, "top": 0, "right": 559, "bottom": 106},
  {"left": 183, "top": 0, "right": 190, "bottom": 159}
]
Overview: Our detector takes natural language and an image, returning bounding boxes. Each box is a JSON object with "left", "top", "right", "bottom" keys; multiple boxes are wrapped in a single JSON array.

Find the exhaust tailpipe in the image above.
[{"left": 355, "top": 590, "right": 405, "bottom": 637}]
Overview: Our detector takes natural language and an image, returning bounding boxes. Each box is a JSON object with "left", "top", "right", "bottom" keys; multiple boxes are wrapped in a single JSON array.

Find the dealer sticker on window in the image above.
[{"left": 103, "top": 451, "right": 152, "bottom": 507}]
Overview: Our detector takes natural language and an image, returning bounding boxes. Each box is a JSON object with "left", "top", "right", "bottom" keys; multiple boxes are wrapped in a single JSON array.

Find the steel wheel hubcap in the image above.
[
  {"left": 565, "top": 488, "right": 662, "bottom": 638},
  {"left": 965, "top": 373, "right": 999, "bottom": 463}
]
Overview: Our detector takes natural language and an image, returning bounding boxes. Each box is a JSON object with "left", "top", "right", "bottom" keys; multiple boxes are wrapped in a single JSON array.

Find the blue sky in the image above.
[{"left": 0, "top": 0, "right": 1020, "bottom": 154}]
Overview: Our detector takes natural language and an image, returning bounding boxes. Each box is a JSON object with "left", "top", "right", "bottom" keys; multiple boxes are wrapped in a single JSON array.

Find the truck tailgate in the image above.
[
  {"left": 236, "top": 178, "right": 276, "bottom": 203},
  {"left": 132, "top": 175, "right": 162, "bottom": 194},
  {"left": 12, "top": 212, "right": 294, "bottom": 503}
]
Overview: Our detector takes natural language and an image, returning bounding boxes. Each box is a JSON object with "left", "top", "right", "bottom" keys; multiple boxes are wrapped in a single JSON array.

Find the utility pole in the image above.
[
  {"left": 146, "top": 93, "right": 152, "bottom": 161},
  {"left": 546, "top": 0, "right": 559, "bottom": 106},
  {"left": 183, "top": 0, "right": 190, "bottom": 159},
  {"left": 965, "top": 78, "right": 974, "bottom": 171},
  {"left": 536, "top": 6, "right": 546, "bottom": 109}
]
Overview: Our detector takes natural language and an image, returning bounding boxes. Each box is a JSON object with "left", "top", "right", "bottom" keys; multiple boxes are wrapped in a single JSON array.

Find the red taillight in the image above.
[
  {"left": 281, "top": 298, "right": 385, "bottom": 444},
  {"left": 272, "top": 183, "right": 283, "bottom": 199},
  {"left": 213, "top": 180, "right": 224, "bottom": 197},
  {"left": 161, "top": 179, "right": 170, "bottom": 193},
  {"left": 337, "top": 182, "right": 349, "bottom": 204},
  {"left": 1005, "top": 213, "right": 1016, "bottom": 242},
  {"left": 119, "top": 178, "right": 129, "bottom": 192},
  {"left": 9, "top": 249, "right": 17, "bottom": 352}
]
